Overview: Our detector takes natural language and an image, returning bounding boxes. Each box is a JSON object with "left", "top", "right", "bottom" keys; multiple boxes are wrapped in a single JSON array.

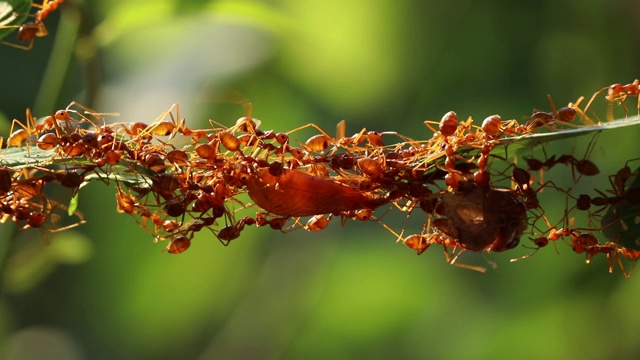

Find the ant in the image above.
[
  {"left": 402, "top": 231, "right": 489, "bottom": 273},
  {"left": 575, "top": 188, "right": 640, "bottom": 217},
  {"left": 615, "top": 246, "right": 640, "bottom": 278},
  {"left": 428, "top": 111, "right": 464, "bottom": 189},
  {"left": 572, "top": 159, "right": 640, "bottom": 219},
  {"left": 6, "top": 108, "right": 44, "bottom": 149},
  {"left": 572, "top": 237, "right": 640, "bottom": 278},
  {"left": 0, "top": 166, "right": 21, "bottom": 194},
  {"left": 523, "top": 132, "right": 600, "bottom": 185},
  {"left": 402, "top": 233, "right": 430, "bottom": 255},
  {"left": 595, "top": 160, "right": 640, "bottom": 245},
  {"left": 0, "top": 167, "right": 86, "bottom": 233},
  {"left": 524, "top": 152, "right": 598, "bottom": 179},
  {"left": 510, "top": 166, "right": 567, "bottom": 226},
  {"left": 135, "top": 103, "right": 194, "bottom": 142},
  {"left": 510, "top": 227, "right": 571, "bottom": 262},
  {"left": 215, "top": 210, "right": 256, "bottom": 246},
  {"left": 583, "top": 79, "right": 640, "bottom": 121},
  {"left": 305, "top": 214, "right": 332, "bottom": 232},
  {"left": 7, "top": 103, "right": 102, "bottom": 157},
  {"left": 167, "top": 235, "right": 191, "bottom": 254},
  {"left": 497, "top": 97, "right": 577, "bottom": 137},
  {"left": 473, "top": 115, "right": 505, "bottom": 186},
  {"left": 526, "top": 95, "right": 578, "bottom": 130},
  {"left": 423, "top": 111, "right": 500, "bottom": 190},
  {"left": 1, "top": 0, "right": 65, "bottom": 50}
]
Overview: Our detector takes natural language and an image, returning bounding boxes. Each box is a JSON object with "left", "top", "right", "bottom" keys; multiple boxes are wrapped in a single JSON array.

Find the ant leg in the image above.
[
  {"left": 581, "top": 86, "right": 609, "bottom": 123},
  {"left": 448, "top": 249, "right": 488, "bottom": 273},
  {"left": 7, "top": 109, "right": 38, "bottom": 153}
]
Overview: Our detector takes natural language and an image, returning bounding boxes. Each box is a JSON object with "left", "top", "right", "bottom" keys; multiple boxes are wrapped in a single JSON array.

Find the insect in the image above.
[
  {"left": 402, "top": 233, "right": 430, "bottom": 255},
  {"left": 598, "top": 161, "right": 640, "bottom": 248},
  {"left": 431, "top": 111, "right": 464, "bottom": 190},
  {"left": 0, "top": 168, "right": 86, "bottom": 233},
  {"left": 526, "top": 95, "right": 578, "bottom": 130},
  {"left": 510, "top": 226, "right": 576, "bottom": 262},
  {"left": 6, "top": 103, "right": 103, "bottom": 158},
  {"left": 422, "top": 111, "right": 497, "bottom": 190},
  {"left": 566, "top": 234, "right": 640, "bottom": 278},
  {"left": 523, "top": 133, "right": 600, "bottom": 187},
  {"left": 216, "top": 214, "right": 255, "bottom": 246},
  {"left": 0, "top": 166, "right": 21, "bottom": 194},
  {"left": 401, "top": 230, "right": 490, "bottom": 273},
  {"left": 583, "top": 79, "right": 640, "bottom": 121},
  {"left": 435, "top": 182, "right": 528, "bottom": 252},
  {"left": 1, "top": 79, "right": 638, "bottom": 278},
  {"left": 305, "top": 214, "right": 331, "bottom": 232},
  {"left": 575, "top": 188, "right": 640, "bottom": 219},
  {"left": 246, "top": 164, "right": 389, "bottom": 217},
  {"left": 167, "top": 235, "right": 191, "bottom": 254},
  {"left": 137, "top": 103, "right": 191, "bottom": 141},
  {"left": 1, "top": 0, "right": 65, "bottom": 50},
  {"left": 6, "top": 108, "right": 41, "bottom": 148}
]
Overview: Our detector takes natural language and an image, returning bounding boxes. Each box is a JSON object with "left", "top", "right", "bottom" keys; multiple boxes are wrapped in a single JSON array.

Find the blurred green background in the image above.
[{"left": 1, "top": 0, "right": 640, "bottom": 359}]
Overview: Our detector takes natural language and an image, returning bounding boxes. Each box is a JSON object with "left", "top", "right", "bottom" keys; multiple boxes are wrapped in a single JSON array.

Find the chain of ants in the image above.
[{"left": 0, "top": 80, "right": 638, "bottom": 275}]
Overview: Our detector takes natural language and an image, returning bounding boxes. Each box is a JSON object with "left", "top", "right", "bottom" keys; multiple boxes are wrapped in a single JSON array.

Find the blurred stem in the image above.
[
  {"left": 33, "top": 4, "right": 81, "bottom": 114},
  {"left": 74, "top": 0, "right": 101, "bottom": 108},
  {"left": 0, "top": 227, "right": 15, "bottom": 291}
]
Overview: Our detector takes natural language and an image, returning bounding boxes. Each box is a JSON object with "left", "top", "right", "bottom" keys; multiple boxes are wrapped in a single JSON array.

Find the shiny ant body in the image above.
[{"left": 1, "top": 0, "right": 65, "bottom": 50}]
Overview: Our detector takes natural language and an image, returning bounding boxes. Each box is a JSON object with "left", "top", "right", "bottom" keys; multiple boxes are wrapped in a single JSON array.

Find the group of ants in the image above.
[
  {"left": 1, "top": 1, "right": 640, "bottom": 276},
  {"left": 0, "top": 78, "right": 637, "bottom": 275}
]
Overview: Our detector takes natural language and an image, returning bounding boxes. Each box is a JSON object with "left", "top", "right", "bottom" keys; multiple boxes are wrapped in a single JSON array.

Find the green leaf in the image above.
[
  {"left": 0, "top": 147, "right": 156, "bottom": 190},
  {"left": 498, "top": 117, "right": 640, "bottom": 155},
  {"left": 0, "top": 146, "right": 58, "bottom": 168},
  {"left": 0, "top": 0, "right": 33, "bottom": 41}
]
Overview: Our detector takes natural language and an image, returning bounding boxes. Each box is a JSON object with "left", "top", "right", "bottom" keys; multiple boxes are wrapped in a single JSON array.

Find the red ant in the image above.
[
  {"left": 217, "top": 214, "right": 256, "bottom": 245},
  {"left": 401, "top": 231, "right": 489, "bottom": 273},
  {"left": 583, "top": 79, "right": 640, "bottom": 121},
  {"left": 523, "top": 133, "right": 600, "bottom": 185},
  {"left": 430, "top": 111, "right": 465, "bottom": 189},
  {"left": 524, "top": 152, "right": 599, "bottom": 178},
  {"left": 572, "top": 159, "right": 639, "bottom": 220},
  {"left": 526, "top": 95, "right": 578, "bottom": 130},
  {"left": 305, "top": 214, "right": 332, "bottom": 232},
  {"left": 573, "top": 238, "right": 640, "bottom": 278},
  {"left": 167, "top": 235, "right": 191, "bottom": 254},
  {"left": 575, "top": 188, "right": 640, "bottom": 217},
  {"left": 511, "top": 226, "right": 585, "bottom": 263},
  {"left": 1, "top": 0, "right": 65, "bottom": 50},
  {"left": 595, "top": 160, "right": 640, "bottom": 245}
]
